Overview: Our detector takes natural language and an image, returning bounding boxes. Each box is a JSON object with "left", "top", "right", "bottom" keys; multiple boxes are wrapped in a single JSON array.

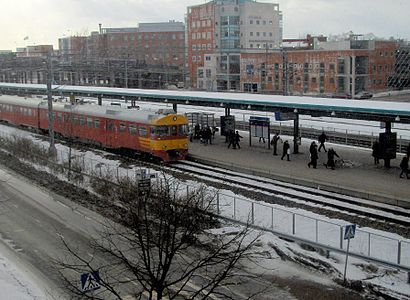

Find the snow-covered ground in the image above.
[{"left": 0, "top": 244, "right": 48, "bottom": 299}]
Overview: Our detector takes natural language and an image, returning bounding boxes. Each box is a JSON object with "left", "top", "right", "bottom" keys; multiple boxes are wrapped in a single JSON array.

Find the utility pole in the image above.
[{"left": 46, "top": 53, "right": 57, "bottom": 156}]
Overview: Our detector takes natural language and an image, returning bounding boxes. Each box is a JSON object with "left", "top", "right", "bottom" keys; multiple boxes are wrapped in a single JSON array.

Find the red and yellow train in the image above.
[{"left": 0, "top": 95, "right": 189, "bottom": 162}]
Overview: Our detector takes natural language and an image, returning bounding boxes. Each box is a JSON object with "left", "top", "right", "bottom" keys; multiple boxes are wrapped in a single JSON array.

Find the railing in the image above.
[{"left": 0, "top": 129, "right": 409, "bottom": 272}]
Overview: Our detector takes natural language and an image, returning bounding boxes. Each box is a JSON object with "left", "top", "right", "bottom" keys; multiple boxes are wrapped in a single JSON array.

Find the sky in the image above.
[{"left": 0, "top": 0, "right": 409, "bottom": 50}]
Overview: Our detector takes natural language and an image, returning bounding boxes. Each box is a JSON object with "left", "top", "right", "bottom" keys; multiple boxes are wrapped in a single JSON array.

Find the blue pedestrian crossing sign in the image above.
[
  {"left": 81, "top": 271, "right": 101, "bottom": 293},
  {"left": 344, "top": 224, "right": 356, "bottom": 240}
]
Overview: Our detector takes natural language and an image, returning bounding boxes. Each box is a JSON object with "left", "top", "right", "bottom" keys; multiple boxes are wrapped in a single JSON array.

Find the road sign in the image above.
[
  {"left": 81, "top": 271, "right": 101, "bottom": 293},
  {"left": 344, "top": 224, "right": 356, "bottom": 240}
]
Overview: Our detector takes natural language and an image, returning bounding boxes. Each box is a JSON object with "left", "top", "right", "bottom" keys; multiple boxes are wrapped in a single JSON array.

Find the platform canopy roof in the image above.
[{"left": 1, "top": 83, "right": 410, "bottom": 123}]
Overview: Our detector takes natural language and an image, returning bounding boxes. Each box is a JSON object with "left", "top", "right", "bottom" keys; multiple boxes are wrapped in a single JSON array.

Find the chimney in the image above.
[{"left": 99, "top": 23, "right": 102, "bottom": 34}]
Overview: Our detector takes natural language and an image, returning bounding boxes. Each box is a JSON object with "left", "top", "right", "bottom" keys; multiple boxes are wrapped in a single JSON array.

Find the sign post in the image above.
[
  {"left": 343, "top": 224, "right": 356, "bottom": 284},
  {"left": 81, "top": 271, "right": 101, "bottom": 295}
]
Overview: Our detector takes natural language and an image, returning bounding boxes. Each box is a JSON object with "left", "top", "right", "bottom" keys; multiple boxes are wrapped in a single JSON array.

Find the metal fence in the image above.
[{"left": 0, "top": 129, "right": 409, "bottom": 271}]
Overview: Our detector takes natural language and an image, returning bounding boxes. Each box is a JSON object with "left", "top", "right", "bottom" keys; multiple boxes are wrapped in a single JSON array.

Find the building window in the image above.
[
  {"left": 234, "top": 6, "right": 238, "bottom": 12},
  {"left": 250, "top": 20, "right": 253, "bottom": 25},
  {"left": 206, "top": 69, "right": 212, "bottom": 78},
  {"left": 192, "top": 33, "right": 196, "bottom": 40},
  {"left": 256, "top": 20, "right": 260, "bottom": 25},
  {"left": 192, "top": 22, "right": 196, "bottom": 28},
  {"left": 330, "top": 78, "right": 335, "bottom": 84},
  {"left": 192, "top": 45, "right": 196, "bottom": 51},
  {"left": 196, "top": 21, "right": 201, "bottom": 28},
  {"left": 250, "top": 32, "right": 253, "bottom": 36},
  {"left": 207, "top": 44, "right": 211, "bottom": 50},
  {"left": 201, "top": 32, "right": 206, "bottom": 39},
  {"left": 196, "top": 33, "right": 201, "bottom": 39},
  {"left": 207, "top": 32, "right": 211, "bottom": 39},
  {"left": 205, "top": 56, "right": 211, "bottom": 61},
  {"left": 192, "top": 56, "right": 197, "bottom": 62},
  {"left": 269, "top": 44, "right": 273, "bottom": 48},
  {"left": 198, "top": 69, "right": 204, "bottom": 78},
  {"left": 197, "top": 56, "right": 202, "bottom": 62},
  {"left": 207, "top": 20, "right": 211, "bottom": 26},
  {"left": 256, "top": 32, "right": 260, "bottom": 37},
  {"left": 263, "top": 32, "right": 266, "bottom": 37},
  {"left": 311, "top": 77, "right": 317, "bottom": 83},
  {"left": 250, "top": 44, "right": 253, "bottom": 48},
  {"left": 202, "top": 44, "right": 206, "bottom": 50},
  {"left": 269, "top": 20, "right": 273, "bottom": 24}
]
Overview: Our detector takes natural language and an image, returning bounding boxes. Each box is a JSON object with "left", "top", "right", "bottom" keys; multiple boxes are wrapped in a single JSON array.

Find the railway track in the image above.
[{"left": 168, "top": 160, "right": 410, "bottom": 227}]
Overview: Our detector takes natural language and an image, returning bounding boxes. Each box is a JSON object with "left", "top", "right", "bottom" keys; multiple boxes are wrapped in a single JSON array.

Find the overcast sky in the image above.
[{"left": 0, "top": 0, "right": 408, "bottom": 50}]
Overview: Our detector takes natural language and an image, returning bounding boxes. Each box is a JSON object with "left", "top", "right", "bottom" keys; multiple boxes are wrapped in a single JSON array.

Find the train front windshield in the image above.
[{"left": 151, "top": 125, "right": 188, "bottom": 137}]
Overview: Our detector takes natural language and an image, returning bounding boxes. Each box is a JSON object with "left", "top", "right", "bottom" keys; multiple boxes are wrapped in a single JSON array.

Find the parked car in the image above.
[{"left": 354, "top": 91, "right": 373, "bottom": 99}]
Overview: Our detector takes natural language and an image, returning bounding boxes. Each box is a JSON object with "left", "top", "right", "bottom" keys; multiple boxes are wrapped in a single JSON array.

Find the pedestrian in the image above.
[
  {"left": 318, "top": 131, "right": 328, "bottom": 152},
  {"left": 308, "top": 141, "right": 318, "bottom": 168},
  {"left": 270, "top": 132, "right": 281, "bottom": 156},
  {"left": 206, "top": 126, "right": 212, "bottom": 145},
  {"left": 259, "top": 136, "right": 266, "bottom": 143},
  {"left": 399, "top": 156, "right": 409, "bottom": 179},
  {"left": 324, "top": 148, "right": 340, "bottom": 170},
  {"left": 407, "top": 142, "right": 410, "bottom": 158},
  {"left": 194, "top": 123, "right": 200, "bottom": 139},
  {"left": 372, "top": 141, "right": 380, "bottom": 165},
  {"left": 234, "top": 130, "right": 243, "bottom": 149},
  {"left": 281, "top": 140, "right": 290, "bottom": 161},
  {"left": 227, "top": 130, "right": 236, "bottom": 149},
  {"left": 189, "top": 126, "right": 193, "bottom": 142}
]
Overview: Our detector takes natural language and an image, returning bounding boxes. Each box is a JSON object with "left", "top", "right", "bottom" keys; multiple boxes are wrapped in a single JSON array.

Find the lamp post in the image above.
[{"left": 46, "top": 53, "right": 57, "bottom": 156}]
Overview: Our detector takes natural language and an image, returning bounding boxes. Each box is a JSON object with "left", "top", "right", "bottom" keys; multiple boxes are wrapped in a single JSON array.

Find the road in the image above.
[{"left": 0, "top": 165, "right": 297, "bottom": 299}]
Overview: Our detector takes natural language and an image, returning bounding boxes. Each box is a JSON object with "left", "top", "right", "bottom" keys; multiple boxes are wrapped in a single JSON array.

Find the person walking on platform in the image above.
[
  {"left": 281, "top": 140, "right": 291, "bottom": 161},
  {"left": 308, "top": 141, "right": 318, "bottom": 168},
  {"left": 372, "top": 141, "right": 380, "bottom": 165},
  {"left": 407, "top": 142, "right": 410, "bottom": 158},
  {"left": 399, "top": 156, "right": 409, "bottom": 179},
  {"left": 318, "top": 132, "right": 328, "bottom": 152},
  {"left": 234, "top": 131, "right": 243, "bottom": 149},
  {"left": 324, "top": 148, "right": 339, "bottom": 170},
  {"left": 204, "top": 126, "right": 212, "bottom": 145},
  {"left": 227, "top": 130, "right": 236, "bottom": 149},
  {"left": 259, "top": 137, "right": 266, "bottom": 143},
  {"left": 271, "top": 132, "right": 281, "bottom": 156},
  {"left": 194, "top": 123, "right": 200, "bottom": 140}
]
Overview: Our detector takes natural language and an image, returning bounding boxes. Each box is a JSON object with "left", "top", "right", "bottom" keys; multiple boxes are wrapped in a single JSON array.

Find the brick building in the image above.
[
  {"left": 240, "top": 39, "right": 397, "bottom": 96},
  {"left": 187, "top": 0, "right": 283, "bottom": 91},
  {"left": 16, "top": 45, "right": 54, "bottom": 58}
]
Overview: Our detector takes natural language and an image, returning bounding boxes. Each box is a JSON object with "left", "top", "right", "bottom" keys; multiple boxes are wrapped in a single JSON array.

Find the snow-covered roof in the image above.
[
  {"left": 0, "top": 95, "right": 170, "bottom": 123},
  {"left": 1, "top": 83, "right": 410, "bottom": 122}
]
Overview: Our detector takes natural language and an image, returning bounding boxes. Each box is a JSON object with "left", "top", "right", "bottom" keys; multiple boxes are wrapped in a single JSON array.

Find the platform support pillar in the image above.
[
  {"left": 384, "top": 121, "right": 392, "bottom": 168},
  {"left": 98, "top": 95, "right": 102, "bottom": 106},
  {"left": 293, "top": 112, "right": 299, "bottom": 154},
  {"left": 173, "top": 103, "right": 178, "bottom": 113}
]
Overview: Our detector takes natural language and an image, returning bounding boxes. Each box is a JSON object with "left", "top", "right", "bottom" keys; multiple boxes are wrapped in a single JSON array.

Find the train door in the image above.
[{"left": 106, "top": 119, "right": 118, "bottom": 148}]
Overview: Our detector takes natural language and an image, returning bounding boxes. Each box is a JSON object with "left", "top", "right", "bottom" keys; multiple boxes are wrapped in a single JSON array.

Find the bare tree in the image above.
[{"left": 55, "top": 175, "right": 261, "bottom": 299}]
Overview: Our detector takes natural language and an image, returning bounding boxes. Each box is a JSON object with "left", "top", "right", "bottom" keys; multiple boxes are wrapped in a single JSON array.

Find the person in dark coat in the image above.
[
  {"left": 318, "top": 132, "right": 328, "bottom": 152},
  {"left": 194, "top": 123, "right": 200, "bottom": 139},
  {"left": 234, "top": 131, "right": 243, "bottom": 149},
  {"left": 205, "top": 126, "right": 212, "bottom": 145},
  {"left": 308, "top": 141, "right": 318, "bottom": 168},
  {"left": 281, "top": 140, "right": 290, "bottom": 161},
  {"left": 407, "top": 142, "right": 410, "bottom": 158},
  {"left": 399, "top": 156, "right": 409, "bottom": 179},
  {"left": 227, "top": 130, "right": 236, "bottom": 149},
  {"left": 324, "top": 148, "right": 340, "bottom": 170},
  {"left": 271, "top": 132, "right": 281, "bottom": 156},
  {"left": 372, "top": 141, "right": 380, "bottom": 165}
]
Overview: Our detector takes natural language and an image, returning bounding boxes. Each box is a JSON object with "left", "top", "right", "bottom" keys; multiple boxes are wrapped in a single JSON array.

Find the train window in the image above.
[
  {"left": 119, "top": 123, "right": 126, "bottom": 132},
  {"left": 153, "top": 126, "right": 169, "bottom": 137},
  {"left": 87, "top": 118, "right": 93, "bottom": 128},
  {"left": 179, "top": 125, "right": 188, "bottom": 135},
  {"left": 80, "top": 116, "right": 86, "bottom": 126},
  {"left": 170, "top": 125, "right": 178, "bottom": 136},
  {"left": 107, "top": 123, "right": 115, "bottom": 131},
  {"left": 129, "top": 125, "right": 137, "bottom": 135},
  {"left": 73, "top": 116, "right": 79, "bottom": 124},
  {"left": 139, "top": 126, "right": 148, "bottom": 137},
  {"left": 94, "top": 119, "right": 100, "bottom": 129}
]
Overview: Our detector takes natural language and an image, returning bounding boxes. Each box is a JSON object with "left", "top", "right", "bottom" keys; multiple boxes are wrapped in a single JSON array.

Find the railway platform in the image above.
[{"left": 188, "top": 131, "right": 410, "bottom": 209}]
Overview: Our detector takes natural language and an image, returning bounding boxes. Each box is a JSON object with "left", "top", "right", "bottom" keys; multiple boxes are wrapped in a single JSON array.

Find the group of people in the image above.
[
  {"left": 269, "top": 132, "right": 291, "bottom": 161},
  {"left": 307, "top": 132, "right": 340, "bottom": 170},
  {"left": 191, "top": 124, "right": 216, "bottom": 145}
]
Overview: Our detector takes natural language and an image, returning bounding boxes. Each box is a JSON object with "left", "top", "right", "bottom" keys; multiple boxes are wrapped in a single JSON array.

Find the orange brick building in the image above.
[{"left": 240, "top": 40, "right": 397, "bottom": 96}]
